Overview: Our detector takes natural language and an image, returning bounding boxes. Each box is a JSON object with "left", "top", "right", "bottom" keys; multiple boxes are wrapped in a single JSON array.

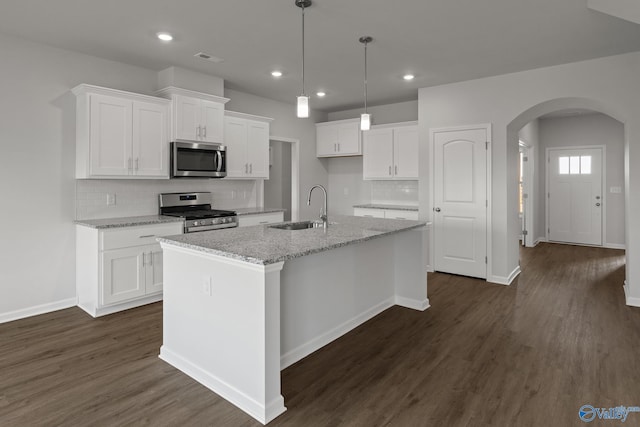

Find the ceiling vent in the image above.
[{"left": 194, "top": 52, "right": 224, "bottom": 63}]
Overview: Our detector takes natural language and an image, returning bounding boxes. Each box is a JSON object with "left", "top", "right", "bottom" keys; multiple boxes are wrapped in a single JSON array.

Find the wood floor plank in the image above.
[{"left": 0, "top": 243, "right": 636, "bottom": 426}]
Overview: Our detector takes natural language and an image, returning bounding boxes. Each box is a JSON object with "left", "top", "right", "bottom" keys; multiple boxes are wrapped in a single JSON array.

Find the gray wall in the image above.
[{"left": 539, "top": 113, "right": 625, "bottom": 246}]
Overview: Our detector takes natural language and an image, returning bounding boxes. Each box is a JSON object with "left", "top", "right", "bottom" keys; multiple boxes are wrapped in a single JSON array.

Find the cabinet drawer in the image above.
[
  {"left": 384, "top": 209, "right": 419, "bottom": 220},
  {"left": 353, "top": 208, "right": 385, "bottom": 218},
  {"left": 238, "top": 212, "right": 284, "bottom": 227},
  {"left": 101, "top": 222, "right": 183, "bottom": 250}
]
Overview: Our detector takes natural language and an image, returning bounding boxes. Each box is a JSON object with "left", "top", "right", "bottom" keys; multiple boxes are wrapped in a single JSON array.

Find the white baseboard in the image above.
[
  {"left": 623, "top": 281, "right": 640, "bottom": 307},
  {"left": 488, "top": 265, "right": 521, "bottom": 286},
  {"left": 395, "top": 296, "right": 430, "bottom": 311},
  {"left": 533, "top": 237, "right": 547, "bottom": 247},
  {"left": 78, "top": 294, "right": 163, "bottom": 318},
  {"left": 0, "top": 298, "right": 77, "bottom": 324},
  {"left": 160, "top": 347, "right": 286, "bottom": 424},
  {"left": 280, "top": 298, "right": 394, "bottom": 370},
  {"left": 604, "top": 243, "right": 626, "bottom": 250}
]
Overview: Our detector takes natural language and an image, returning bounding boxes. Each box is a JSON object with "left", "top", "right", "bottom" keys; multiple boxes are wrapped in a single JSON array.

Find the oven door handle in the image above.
[{"left": 215, "top": 151, "right": 223, "bottom": 173}]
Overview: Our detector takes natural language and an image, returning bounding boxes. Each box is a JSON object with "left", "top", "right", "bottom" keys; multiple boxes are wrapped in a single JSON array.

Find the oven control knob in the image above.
[{"left": 193, "top": 221, "right": 199, "bottom": 226}]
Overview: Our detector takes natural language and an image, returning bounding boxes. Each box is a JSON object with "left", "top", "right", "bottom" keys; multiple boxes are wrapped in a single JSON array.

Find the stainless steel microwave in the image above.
[{"left": 171, "top": 140, "right": 226, "bottom": 178}]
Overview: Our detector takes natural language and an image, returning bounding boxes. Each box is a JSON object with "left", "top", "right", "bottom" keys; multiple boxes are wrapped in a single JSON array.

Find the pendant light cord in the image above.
[
  {"left": 301, "top": 4, "right": 306, "bottom": 96},
  {"left": 364, "top": 40, "right": 368, "bottom": 113}
]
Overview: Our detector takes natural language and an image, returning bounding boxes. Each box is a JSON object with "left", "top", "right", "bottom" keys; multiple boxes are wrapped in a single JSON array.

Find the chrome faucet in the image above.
[{"left": 307, "top": 184, "right": 328, "bottom": 229}]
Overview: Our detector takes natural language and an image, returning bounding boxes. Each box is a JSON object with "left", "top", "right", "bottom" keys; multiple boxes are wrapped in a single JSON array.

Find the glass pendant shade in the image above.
[
  {"left": 297, "top": 95, "right": 310, "bottom": 118},
  {"left": 360, "top": 113, "right": 371, "bottom": 131}
]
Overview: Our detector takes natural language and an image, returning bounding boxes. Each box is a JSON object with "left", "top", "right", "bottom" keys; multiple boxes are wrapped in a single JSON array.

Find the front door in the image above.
[
  {"left": 433, "top": 126, "right": 488, "bottom": 279},
  {"left": 547, "top": 147, "right": 603, "bottom": 246}
]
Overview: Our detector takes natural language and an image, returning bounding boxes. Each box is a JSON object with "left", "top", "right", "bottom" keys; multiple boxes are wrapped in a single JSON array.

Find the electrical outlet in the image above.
[
  {"left": 106, "top": 193, "right": 116, "bottom": 206},
  {"left": 202, "top": 276, "right": 212, "bottom": 296}
]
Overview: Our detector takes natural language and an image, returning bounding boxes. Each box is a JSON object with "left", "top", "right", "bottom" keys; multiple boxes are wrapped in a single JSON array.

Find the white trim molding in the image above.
[
  {"left": 0, "top": 298, "right": 77, "bottom": 324},
  {"left": 624, "top": 281, "right": 640, "bottom": 307},
  {"left": 604, "top": 243, "right": 626, "bottom": 250},
  {"left": 488, "top": 265, "right": 522, "bottom": 286}
]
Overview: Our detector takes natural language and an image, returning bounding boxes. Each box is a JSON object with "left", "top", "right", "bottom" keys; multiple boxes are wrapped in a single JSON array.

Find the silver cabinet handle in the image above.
[
  {"left": 395, "top": 165, "right": 398, "bottom": 175},
  {"left": 334, "top": 143, "right": 337, "bottom": 152},
  {"left": 128, "top": 157, "right": 132, "bottom": 171},
  {"left": 148, "top": 252, "right": 153, "bottom": 266},
  {"left": 259, "top": 221, "right": 269, "bottom": 224},
  {"left": 139, "top": 234, "right": 156, "bottom": 238},
  {"left": 203, "top": 126, "right": 207, "bottom": 138},
  {"left": 135, "top": 158, "right": 139, "bottom": 171},
  {"left": 245, "top": 163, "right": 248, "bottom": 174},
  {"left": 434, "top": 207, "right": 441, "bottom": 212},
  {"left": 250, "top": 163, "right": 253, "bottom": 174},
  {"left": 389, "top": 166, "right": 392, "bottom": 175},
  {"left": 142, "top": 252, "right": 146, "bottom": 267},
  {"left": 338, "top": 143, "right": 340, "bottom": 151}
]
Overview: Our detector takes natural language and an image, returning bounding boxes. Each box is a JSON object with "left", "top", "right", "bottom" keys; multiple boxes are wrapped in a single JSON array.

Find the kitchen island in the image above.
[{"left": 157, "top": 215, "right": 429, "bottom": 424}]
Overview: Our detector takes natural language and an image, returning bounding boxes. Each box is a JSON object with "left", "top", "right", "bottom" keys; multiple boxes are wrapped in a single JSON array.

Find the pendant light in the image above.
[
  {"left": 359, "top": 36, "right": 373, "bottom": 130},
  {"left": 295, "top": 0, "right": 312, "bottom": 118}
]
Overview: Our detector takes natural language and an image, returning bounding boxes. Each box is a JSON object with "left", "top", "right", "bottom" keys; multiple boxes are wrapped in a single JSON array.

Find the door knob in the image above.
[
  {"left": 434, "top": 207, "right": 441, "bottom": 212},
  {"left": 596, "top": 203, "right": 601, "bottom": 207}
]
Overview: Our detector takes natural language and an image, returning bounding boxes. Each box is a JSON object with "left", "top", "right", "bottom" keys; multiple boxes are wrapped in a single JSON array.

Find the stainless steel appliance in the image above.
[
  {"left": 171, "top": 140, "right": 226, "bottom": 178},
  {"left": 159, "top": 192, "right": 237, "bottom": 233}
]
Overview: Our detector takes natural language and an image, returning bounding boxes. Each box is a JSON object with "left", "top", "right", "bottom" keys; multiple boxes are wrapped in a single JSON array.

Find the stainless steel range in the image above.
[{"left": 159, "top": 192, "right": 237, "bottom": 233}]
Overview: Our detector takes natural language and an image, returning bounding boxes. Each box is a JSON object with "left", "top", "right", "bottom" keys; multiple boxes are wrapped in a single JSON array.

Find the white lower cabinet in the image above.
[
  {"left": 76, "top": 222, "right": 183, "bottom": 317},
  {"left": 237, "top": 212, "right": 284, "bottom": 227},
  {"left": 353, "top": 207, "right": 419, "bottom": 220}
]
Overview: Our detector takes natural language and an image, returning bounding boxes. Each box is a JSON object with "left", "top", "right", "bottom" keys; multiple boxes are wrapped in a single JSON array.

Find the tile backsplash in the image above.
[
  {"left": 76, "top": 179, "right": 258, "bottom": 220},
  {"left": 371, "top": 180, "right": 418, "bottom": 206}
]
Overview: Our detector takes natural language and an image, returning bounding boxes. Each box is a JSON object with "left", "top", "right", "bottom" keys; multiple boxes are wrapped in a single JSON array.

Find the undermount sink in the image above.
[{"left": 269, "top": 221, "right": 322, "bottom": 230}]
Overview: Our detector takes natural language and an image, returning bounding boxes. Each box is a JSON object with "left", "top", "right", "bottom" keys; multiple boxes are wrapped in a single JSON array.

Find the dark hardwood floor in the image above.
[{"left": 1, "top": 243, "right": 636, "bottom": 426}]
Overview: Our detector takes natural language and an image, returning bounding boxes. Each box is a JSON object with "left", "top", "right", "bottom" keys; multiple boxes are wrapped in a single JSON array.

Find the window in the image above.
[{"left": 559, "top": 155, "right": 592, "bottom": 175}]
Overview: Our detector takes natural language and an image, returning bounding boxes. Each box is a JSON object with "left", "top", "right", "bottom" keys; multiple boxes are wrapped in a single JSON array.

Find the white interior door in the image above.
[
  {"left": 433, "top": 127, "right": 488, "bottom": 279},
  {"left": 548, "top": 147, "right": 603, "bottom": 246}
]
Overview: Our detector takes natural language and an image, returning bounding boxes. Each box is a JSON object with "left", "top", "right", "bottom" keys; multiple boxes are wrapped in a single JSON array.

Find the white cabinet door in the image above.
[
  {"left": 102, "top": 247, "right": 146, "bottom": 305},
  {"left": 247, "top": 120, "right": 270, "bottom": 178},
  {"left": 316, "top": 125, "right": 338, "bottom": 156},
  {"left": 336, "top": 121, "right": 361, "bottom": 155},
  {"left": 363, "top": 128, "right": 394, "bottom": 179},
  {"left": 224, "top": 116, "right": 248, "bottom": 178},
  {"left": 132, "top": 101, "right": 169, "bottom": 177},
  {"left": 201, "top": 99, "right": 224, "bottom": 143},
  {"left": 89, "top": 94, "right": 132, "bottom": 176},
  {"left": 316, "top": 119, "right": 361, "bottom": 157},
  {"left": 146, "top": 246, "right": 164, "bottom": 294},
  {"left": 174, "top": 95, "right": 201, "bottom": 141},
  {"left": 394, "top": 126, "right": 419, "bottom": 179}
]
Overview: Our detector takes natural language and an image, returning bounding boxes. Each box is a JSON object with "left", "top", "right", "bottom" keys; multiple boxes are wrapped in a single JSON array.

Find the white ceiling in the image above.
[{"left": 2, "top": 0, "right": 640, "bottom": 112}]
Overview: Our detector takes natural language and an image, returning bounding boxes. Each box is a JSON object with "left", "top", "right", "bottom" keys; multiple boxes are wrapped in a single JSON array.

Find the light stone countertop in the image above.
[
  {"left": 75, "top": 215, "right": 184, "bottom": 229},
  {"left": 234, "top": 208, "right": 286, "bottom": 216},
  {"left": 353, "top": 204, "right": 419, "bottom": 211},
  {"left": 158, "top": 214, "right": 426, "bottom": 265}
]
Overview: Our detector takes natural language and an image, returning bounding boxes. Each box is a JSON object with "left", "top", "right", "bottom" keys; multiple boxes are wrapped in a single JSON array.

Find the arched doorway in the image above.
[{"left": 506, "top": 97, "right": 628, "bottom": 289}]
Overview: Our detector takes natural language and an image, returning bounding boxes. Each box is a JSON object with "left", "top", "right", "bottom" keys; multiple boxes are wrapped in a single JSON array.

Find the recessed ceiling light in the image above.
[
  {"left": 271, "top": 70, "right": 283, "bottom": 77},
  {"left": 403, "top": 74, "right": 415, "bottom": 81},
  {"left": 157, "top": 32, "right": 173, "bottom": 42},
  {"left": 316, "top": 91, "right": 326, "bottom": 97}
]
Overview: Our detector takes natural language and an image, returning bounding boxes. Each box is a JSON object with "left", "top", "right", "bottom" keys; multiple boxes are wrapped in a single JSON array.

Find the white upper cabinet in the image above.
[
  {"left": 363, "top": 122, "right": 418, "bottom": 180},
  {"left": 316, "top": 118, "right": 362, "bottom": 157},
  {"left": 156, "top": 86, "right": 229, "bottom": 143},
  {"left": 73, "top": 84, "right": 170, "bottom": 179},
  {"left": 224, "top": 111, "right": 273, "bottom": 179}
]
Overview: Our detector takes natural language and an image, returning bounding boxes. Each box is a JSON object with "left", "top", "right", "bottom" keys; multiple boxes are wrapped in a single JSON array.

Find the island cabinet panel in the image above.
[
  {"left": 237, "top": 212, "right": 284, "bottom": 227},
  {"left": 76, "top": 221, "right": 183, "bottom": 317},
  {"left": 363, "top": 121, "right": 418, "bottom": 180},
  {"left": 73, "top": 84, "right": 170, "bottom": 179},
  {"left": 353, "top": 207, "right": 419, "bottom": 220},
  {"left": 316, "top": 118, "right": 362, "bottom": 157},
  {"left": 224, "top": 111, "right": 273, "bottom": 179}
]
